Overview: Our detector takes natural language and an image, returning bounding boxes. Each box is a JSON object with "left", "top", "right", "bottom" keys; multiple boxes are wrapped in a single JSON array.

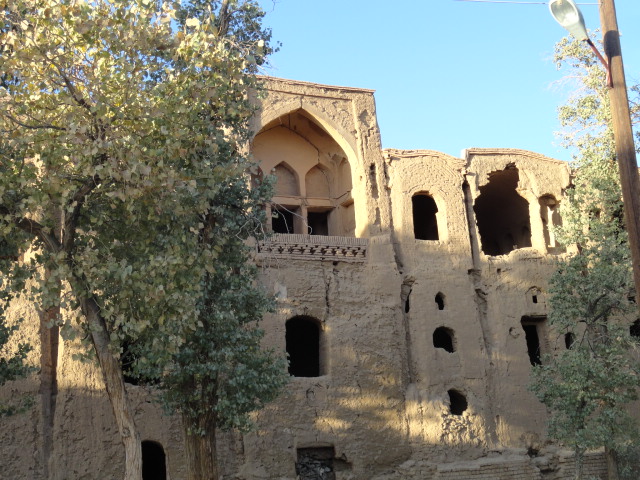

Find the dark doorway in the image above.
[
  {"left": 286, "top": 316, "right": 321, "bottom": 377},
  {"left": 142, "top": 441, "right": 166, "bottom": 480},
  {"left": 565, "top": 332, "right": 576, "bottom": 349},
  {"left": 521, "top": 316, "right": 547, "bottom": 366}
]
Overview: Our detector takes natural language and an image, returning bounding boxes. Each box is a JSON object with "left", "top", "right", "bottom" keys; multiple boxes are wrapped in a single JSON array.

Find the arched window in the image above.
[
  {"left": 286, "top": 316, "right": 323, "bottom": 377},
  {"left": 142, "top": 441, "right": 167, "bottom": 480},
  {"left": 433, "top": 327, "right": 455, "bottom": 353},
  {"left": 474, "top": 165, "right": 532, "bottom": 256},
  {"left": 435, "top": 292, "right": 445, "bottom": 310},
  {"left": 448, "top": 390, "right": 468, "bottom": 415},
  {"left": 412, "top": 193, "right": 439, "bottom": 240},
  {"left": 271, "top": 163, "right": 301, "bottom": 234}
]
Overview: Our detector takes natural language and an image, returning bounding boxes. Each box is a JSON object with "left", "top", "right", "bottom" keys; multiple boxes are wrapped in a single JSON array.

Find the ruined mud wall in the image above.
[{"left": 0, "top": 77, "right": 608, "bottom": 480}]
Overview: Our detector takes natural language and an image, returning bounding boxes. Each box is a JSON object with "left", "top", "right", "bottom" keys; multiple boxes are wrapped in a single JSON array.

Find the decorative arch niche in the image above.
[{"left": 252, "top": 109, "right": 356, "bottom": 237}]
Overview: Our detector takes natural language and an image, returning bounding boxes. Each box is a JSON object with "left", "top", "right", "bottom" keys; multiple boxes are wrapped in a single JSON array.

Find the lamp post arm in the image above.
[{"left": 585, "top": 38, "right": 612, "bottom": 87}]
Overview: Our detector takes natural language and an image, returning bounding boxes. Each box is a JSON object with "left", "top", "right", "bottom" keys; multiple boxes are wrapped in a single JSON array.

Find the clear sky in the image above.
[{"left": 256, "top": 0, "right": 640, "bottom": 162}]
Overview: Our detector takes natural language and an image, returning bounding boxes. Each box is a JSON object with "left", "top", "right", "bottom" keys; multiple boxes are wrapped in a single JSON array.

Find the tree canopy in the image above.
[
  {"left": 1, "top": 1, "right": 286, "bottom": 478},
  {"left": 529, "top": 35, "right": 640, "bottom": 480}
]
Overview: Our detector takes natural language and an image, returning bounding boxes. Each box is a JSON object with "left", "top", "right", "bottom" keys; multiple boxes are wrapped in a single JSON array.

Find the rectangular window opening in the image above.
[
  {"left": 272, "top": 207, "right": 297, "bottom": 234},
  {"left": 307, "top": 210, "right": 330, "bottom": 236},
  {"left": 521, "top": 316, "right": 548, "bottom": 366}
]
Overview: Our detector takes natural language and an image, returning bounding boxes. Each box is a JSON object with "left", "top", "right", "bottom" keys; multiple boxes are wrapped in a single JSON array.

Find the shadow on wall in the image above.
[{"left": 0, "top": 376, "right": 189, "bottom": 480}]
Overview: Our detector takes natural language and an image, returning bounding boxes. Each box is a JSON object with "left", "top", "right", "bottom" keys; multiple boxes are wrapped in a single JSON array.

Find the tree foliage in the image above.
[
  {"left": 0, "top": 297, "right": 34, "bottom": 417},
  {"left": 1, "top": 0, "right": 285, "bottom": 477},
  {"left": 529, "top": 35, "right": 640, "bottom": 479}
]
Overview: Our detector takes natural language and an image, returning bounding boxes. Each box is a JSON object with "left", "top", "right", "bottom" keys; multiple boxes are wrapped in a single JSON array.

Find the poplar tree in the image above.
[
  {"left": 0, "top": 1, "right": 286, "bottom": 479},
  {"left": 529, "top": 36, "right": 640, "bottom": 480}
]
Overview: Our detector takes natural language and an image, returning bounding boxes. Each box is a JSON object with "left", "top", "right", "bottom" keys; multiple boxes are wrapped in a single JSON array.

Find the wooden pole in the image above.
[
  {"left": 599, "top": 3, "right": 637, "bottom": 477},
  {"left": 599, "top": 0, "right": 640, "bottom": 306}
]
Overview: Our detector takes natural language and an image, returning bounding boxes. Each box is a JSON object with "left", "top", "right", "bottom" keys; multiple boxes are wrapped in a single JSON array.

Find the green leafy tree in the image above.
[
  {"left": 0, "top": 299, "right": 34, "bottom": 417},
  {"left": 530, "top": 36, "right": 640, "bottom": 480},
  {"left": 0, "top": 1, "right": 284, "bottom": 478}
]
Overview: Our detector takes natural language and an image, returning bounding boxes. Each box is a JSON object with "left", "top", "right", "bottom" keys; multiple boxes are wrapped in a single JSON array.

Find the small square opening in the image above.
[{"left": 307, "top": 210, "right": 329, "bottom": 236}]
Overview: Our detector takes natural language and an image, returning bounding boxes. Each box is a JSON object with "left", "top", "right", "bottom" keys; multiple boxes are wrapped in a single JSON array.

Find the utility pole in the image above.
[
  {"left": 600, "top": 5, "right": 639, "bottom": 477},
  {"left": 599, "top": 0, "right": 640, "bottom": 308}
]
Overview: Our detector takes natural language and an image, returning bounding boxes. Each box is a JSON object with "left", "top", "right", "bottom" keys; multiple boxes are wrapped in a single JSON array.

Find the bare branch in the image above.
[
  {"left": 63, "top": 173, "right": 102, "bottom": 252},
  {"left": 0, "top": 205, "right": 62, "bottom": 253},
  {"left": 1, "top": 113, "right": 67, "bottom": 131},
  {"left": 217, "top": 0, "right": 231, "bottom": 37}
]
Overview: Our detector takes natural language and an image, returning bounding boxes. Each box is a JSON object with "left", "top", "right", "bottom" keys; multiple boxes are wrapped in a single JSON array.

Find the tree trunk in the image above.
[
  {"left": 183, "top": 414, "right": 219, "bottom": 480},
  {"left": 79, "top": 296, "right": 142, "bottom": 480},
  {"left": 605, "top": 446, "right": 620, "bottom": 480},
  {"left": 574, "top": 448, "right": 584, "bottom": 480},
  {"left": 39, "top": 306, "right": 59, "bottom": 480}
]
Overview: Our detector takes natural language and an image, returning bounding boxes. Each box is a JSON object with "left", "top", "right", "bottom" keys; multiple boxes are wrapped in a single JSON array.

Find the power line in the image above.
[{"left": 453, "top": 0, "right": 598, "bottom": 4}]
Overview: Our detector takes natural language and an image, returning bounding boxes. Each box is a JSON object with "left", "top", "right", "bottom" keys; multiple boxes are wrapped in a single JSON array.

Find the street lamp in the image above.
[
  {"left": 549, "top": 0, "right": 610, "bottom": 86},
  {"left": 549, "top": 0, "right": 588, "bottom": 40},
  {"left": 549, "top": 0, "right": 640, "bottom": 308}
]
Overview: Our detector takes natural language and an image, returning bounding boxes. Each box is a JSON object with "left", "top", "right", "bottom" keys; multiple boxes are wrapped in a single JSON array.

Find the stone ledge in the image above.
[{"left": 257, "top": 234, "right": 368, "bottom": 262}]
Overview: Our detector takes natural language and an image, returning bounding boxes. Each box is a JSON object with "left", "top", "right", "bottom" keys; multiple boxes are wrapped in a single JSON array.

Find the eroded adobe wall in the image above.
[
  {"left": 0, "top": 77, "right": 603, "bottom": 480},
  {"left": 382, "top": 147, "right": 574, "bottom": 471},
  {"left": 0, "top": 277, "right": 43, "bottom": 480},
  {"left": 242, "top": 252, "right": 411, "bottom": 479},
  {"left": 0, "top": 290, "right": 189, "bottom": 480},
  {"left": 465, "top": 149, "right": 571, "bottom": 450},
  {"left": 241, "top": 78, "right": 412, "bottom": 479},
  {"left": 385, "top": 149, "right": 498, "bottom": 462}
]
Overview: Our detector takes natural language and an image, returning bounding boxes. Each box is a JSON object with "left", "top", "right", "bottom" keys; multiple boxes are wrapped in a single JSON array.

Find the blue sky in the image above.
[{"left": 257, "top": 0, "right": 640, "bottom": 162}]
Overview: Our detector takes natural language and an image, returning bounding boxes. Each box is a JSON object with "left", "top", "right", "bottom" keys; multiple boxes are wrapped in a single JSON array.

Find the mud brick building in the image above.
[{"left": 0, "top": 78, "right": 610, "bottom": 479}]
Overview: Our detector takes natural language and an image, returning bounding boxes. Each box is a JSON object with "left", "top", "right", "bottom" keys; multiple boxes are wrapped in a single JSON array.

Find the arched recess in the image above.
[
  {"left": 435, "top": 292, "right": 446, "bottom": 310},
  {"left": 271, "top": 162, "right": 302, "bottom": 234},
  {"left": 539, "top": 194, "right": 564, "bottom": 253},
  {"left": 252, "top": 106, "right": 360, "bottom": 237},
  {"left": 306, "top": 165, "right": 331, "bottom": 198},
  {"left": 274, "top": 162, "right": 299, "bottom": 196}
]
